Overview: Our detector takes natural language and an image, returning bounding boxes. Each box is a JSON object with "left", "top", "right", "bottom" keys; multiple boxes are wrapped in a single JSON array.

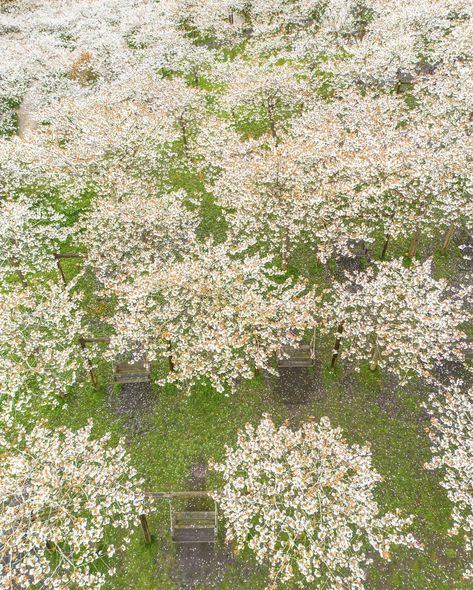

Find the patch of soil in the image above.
[
  {"left": 173, "top": 461, "right": 235, "bottom": 590},
  {"left": 277, "top": 365, "right": 325, "bottom": 406},
  {"left": 107, "top": 381, "right": 156, "bottom": 433},
  {"left": 432, "top": 359, "right": 472, "bottom": 389},
  {"left": 333, "top": 254, "right": 366, "bottom": 279},
  {"left": 265, "top": 353, "right": 326, "bottom": 424},
  {"left": 175, "top": 544, "right": 235, "bottom": 590}
]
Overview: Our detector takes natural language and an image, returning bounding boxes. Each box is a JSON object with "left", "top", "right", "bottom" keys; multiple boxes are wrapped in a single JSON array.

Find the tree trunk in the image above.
[
  {"left": 16, "top": 268, "right": 28, "bottom": 287},
  {"left": 179, "top": 118, "right": 188, "bottom": 154},
  {"left": 281, "top": 231, "right": 290, "bottom": 270},
  {"left": 441, "top": 223, "right": 455, "bottom": 255},
  {"left": 168, "top": 341, "right": 174, "bottom": 372},
  {"left": 140, "top": 514, "right": 152, "bottom": 545},
  {"left": 78, "top": 337, "right": 98, "bottom": 388},
  {"left": 369, "top": 342, "right": 380, "bottom": 371},
  {"left": 331, "top": 322, "right": 344, "bottom": 369},
  {"left": 267, "top": 98, "right": 277, "bottom": 140},
  {"left": 10, "top": 257, "right": 28, "bottom": 287},
  {"left": 408, "top": 225, "right": 421, "bottom": 258},
  {"left": 381, "top": 235, "right": 390, "bottom": 260},
  {"left": 56, "top": 258, "right": 67, "bottom": 286}
]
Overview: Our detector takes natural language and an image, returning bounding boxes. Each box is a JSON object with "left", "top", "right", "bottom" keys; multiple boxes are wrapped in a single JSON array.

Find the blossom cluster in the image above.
[
  {"left": 320, "top": 258, "right": 471, "bottom": 382},
  {"left": 0, "top": 420, "right": 147, "bottom": 590},
  {"left": 212, "top": 414, "right": 421, "bottom": 589}
]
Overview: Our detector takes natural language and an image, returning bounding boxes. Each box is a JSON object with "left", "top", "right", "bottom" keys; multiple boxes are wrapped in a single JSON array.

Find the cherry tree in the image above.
[
  {"left": 201, "top": 92, "right": 403, "bottom": 266},
  {"left": 35, "top": 82, "right": 176, "bottom": 173},
  {"left": 80, "top": 190, "right": 199, "bottom": 292},
  {"left": 165, "top": 0, "right": 248, "bottom": 47},
  {"left": 311, "top": 0, "right": 472, "bottom": 91},
  {"left": 168, "top": 0, "right": 372, "bottom": 56},
  {"left": 0, "top": 282, "right": 86, "bottom": 422},
  {"left": 215, "top": 58, "right": 310, "bottom": 139},
  {"left": 411, "top": 62, "right": 473, "bottom": 253},
  {"left": 0, "top": 137, "right": 74, "bottom": 202},
  {"left": 366, "top": 101, "right": 472, "bottom": 259},
  {"left": 425, "top": 381, "right": 473, "bottom": 581},
  {"left": 149, "top": 27, "right": 218, "bottom": 87},
  {"left": 211, "top": 414, "right": 420, "bottom": 589},
  {"left": 108, "top": 243, "right": 316, "bottom": 393},
  {"left": 321, "top": 258, "right": 471, "bottom": 381},
  {"left": 0, "top": 197, "right": 70, "bottom": 284},
  {"left": 0, "top": 420, "right": 147, "bottom": 590},
  {"left": 140, "top": 76, "right": 208, "bottom": 156},
  {"left": 203, "top": 127, "right": 365, "bottom": 267},
  {"left": 34, "top": 73, "right": 210, "bottom": 198}
]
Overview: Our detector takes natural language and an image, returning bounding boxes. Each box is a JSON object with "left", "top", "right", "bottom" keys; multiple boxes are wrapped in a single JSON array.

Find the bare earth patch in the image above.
[
  {"left": 107, "top": 382, "right": 156, "bottom": 433},
  {"left": 173, "top": 462, "right": 235, "bottom": 589}
]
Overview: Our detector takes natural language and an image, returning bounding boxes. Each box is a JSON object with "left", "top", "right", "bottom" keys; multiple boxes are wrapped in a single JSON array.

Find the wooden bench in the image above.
[
  {"left": 347, "top": 240, "right": 369, "bottom": 258},
  {"left": 113, "top": 361, "right": 150, "bottom": 384},
  {"left": 278, "top": 345, "right": 314, "bottom": 368},
  {"left": 171, "top": 511, "right": 217, "bottom": 544}
]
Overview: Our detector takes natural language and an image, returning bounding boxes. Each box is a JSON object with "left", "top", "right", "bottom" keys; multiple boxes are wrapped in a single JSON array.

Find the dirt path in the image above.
[
  {"left": 173, "top": 462, "right": 234, "bottom": 590},
  {"left": 269, "top": 352, "right": 326, "bottom": 424},
  {"left": 108, "top": 381, "right": 156, "bottom": 433}
]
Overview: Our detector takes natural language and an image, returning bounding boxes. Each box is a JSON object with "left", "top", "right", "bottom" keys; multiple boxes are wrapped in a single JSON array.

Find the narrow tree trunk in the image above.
[
  {"left": 408, "top": 225, "right": 421, "bottom": 258},
  {"left": 168, "top": 341, "right": 174, "bottom": 372},
  {"left": 228, "top": 11, "right": 234, "bottom": 24},
  {"left": 381, "top": 235, "right": 390, "bottom": 260},
  {"left": 441, "top": 223, "right": 455, "bottom": 255},
  {"left": 179, "top": 118, "right": 188, "bottom": 154},
  {"left": 78, "top": 337, "right": 98, "bottom": 388},
  {"left": 10, "top": 257, "right": 28, "bottom": 287},
  {"left": 266, "top": 98, "right": 277, "bottom": 140},
  {"left": 370, "top": 342, "right": 380, "bottom": 371},
  {"left": 16, "top": 268, "right": 28, "bottom": 287},
  {"left": 281, "top": 230, "right": 290, "bottom": 270},
  {"left": 331, "top": 322, "right": 344, "bottom": 369},
  {"left": 140, "top": 514, "right": 152, "bottom": 545},
  {"left": 56, "top": 258, "right": 67, "bottom": 286}
]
